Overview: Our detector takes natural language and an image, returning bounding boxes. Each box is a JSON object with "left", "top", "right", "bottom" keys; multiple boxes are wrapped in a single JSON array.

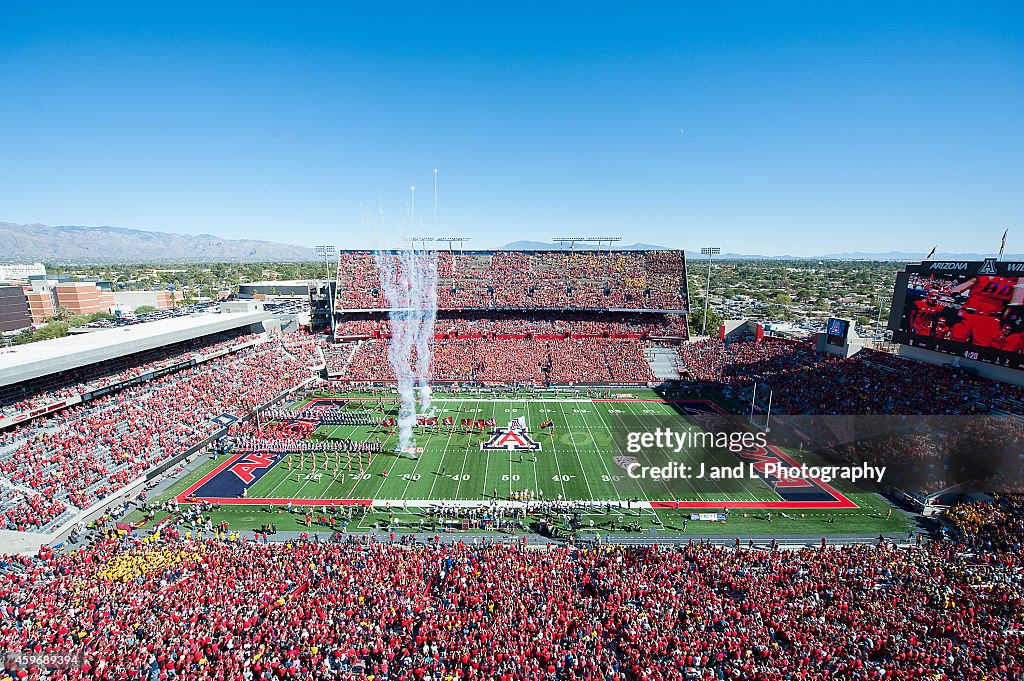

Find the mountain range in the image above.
[
  {"left": 0, "top": 221, "right": 1014, "bottom": 263},
  {"left": 0, "top": 222, "right": 317, "bottom": 263}
]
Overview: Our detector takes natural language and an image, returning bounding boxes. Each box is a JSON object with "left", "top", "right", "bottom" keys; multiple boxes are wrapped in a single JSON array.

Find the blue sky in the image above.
[{"left": 1, "top": 2, "right": 1021, "bottom": 255}]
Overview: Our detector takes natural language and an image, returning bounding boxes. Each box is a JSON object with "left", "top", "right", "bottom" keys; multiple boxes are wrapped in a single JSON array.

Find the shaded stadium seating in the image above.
[{"left": 678, "top": 336, "right": 1024, "bottom": 415}]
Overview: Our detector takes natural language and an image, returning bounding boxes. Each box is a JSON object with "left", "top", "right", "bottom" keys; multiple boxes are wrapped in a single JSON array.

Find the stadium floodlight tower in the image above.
[
  {"left": 700, "top": 247, "right": 721, "bottom": 336},
  {"left": 587, "top": 236, "right": 622, "bottom": 254},
  {"left": 553, "top": 237, "right": 588, "bottom": 251},
  {"left": 554, "top": 236, "right": 622, "bottom": 253},
  {"left": 315, "top": 245, "right": 337, "bottom": 330},
  {"left": 434, "top": 236, "right": 471, "bottom": 254},
  {"left": 315, "top": 244, "right": 337, "bottom": 281},
  {"left": 401, "top": 236, "right": 471, "bottom": 252}
]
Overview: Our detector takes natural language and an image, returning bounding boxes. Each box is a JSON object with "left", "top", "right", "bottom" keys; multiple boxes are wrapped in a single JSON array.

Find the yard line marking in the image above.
[
  {"left": 556, "top": 400, "right": 593, "bottom": 500},
  {"left": 399, "top": 413, "right": 450, "bottom": 500},
  {"left": 451, "top": 398, "right": 481, "bottom": 500},
  {"left": 366, "top": 417, "right": 435, "bottom": 503},
  {"left": 424, "top": 416, "right": 458, "bottom": 501},
  {"left": 598, "top": 400, "right": 674, "bottom": 504},
  {"left": 579, "top": 399, "right": 621, "bottom": 502},
  {"left": 589, "top": 402, "right": 654, "bottom": 506}
]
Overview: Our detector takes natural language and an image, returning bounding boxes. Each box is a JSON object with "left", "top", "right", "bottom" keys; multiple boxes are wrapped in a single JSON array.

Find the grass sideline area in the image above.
[{"left": 124, "top": 390, "right": 911, "bottom": 538}]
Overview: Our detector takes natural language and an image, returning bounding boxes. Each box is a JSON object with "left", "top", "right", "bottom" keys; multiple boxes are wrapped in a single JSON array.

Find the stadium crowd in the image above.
[
  {"left": 678, "top": 336, "right": 1024, "bottom": 415},
  {"left": 0, "top": 497, "right": 1021, "bottom": 680},
  {"left": 334, "top": 250, "right": 687, "bottom": 311},
  {"left": 339, "top": 337, "right": 654, "bottom": 384},
  {"left": 0, "top": 339, "right": 322, "bottom": 532},
  {"left": 333, "top": 313, "right": 688, "bottom": 340},
  {"left": 945, "top": 493, "right": 1024, "bottom": 554},
  {"left": 678, "top": 336, "right": 1024, "bottom": 494},
  {"left": 0, "top": 334, "right": 261, "bottom": 423}
]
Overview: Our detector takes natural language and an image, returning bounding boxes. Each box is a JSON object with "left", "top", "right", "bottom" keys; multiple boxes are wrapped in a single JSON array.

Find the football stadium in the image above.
[
  {"left": 3, "top": 5, "right": 1024, "bottom": 680},
  {"left": 2, "top": 245, "right": 1023, "bottom": 679}
]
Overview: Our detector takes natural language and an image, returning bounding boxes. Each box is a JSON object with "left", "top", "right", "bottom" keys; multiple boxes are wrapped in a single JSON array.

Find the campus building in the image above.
[
  {"left": 23, "top": 281, "right": 58, "bottom": 323},
  {"left": 53, "top": 282, "right": 115, "bottom": 316},
  {"left": 0, "top": 285, "right": 32, "bottom": 333}
]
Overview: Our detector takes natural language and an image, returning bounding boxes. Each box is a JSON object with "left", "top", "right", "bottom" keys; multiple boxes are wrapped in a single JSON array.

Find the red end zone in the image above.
[
  {"left": 595, "top": 398, "right": 858, "bottom": 511},
  {"left": 176, "top": 452, "right": 372, "bottom": 506}
]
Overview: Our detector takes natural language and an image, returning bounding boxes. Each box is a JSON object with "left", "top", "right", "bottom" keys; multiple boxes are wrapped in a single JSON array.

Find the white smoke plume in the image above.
[{"left": 375, "top": 248, "right": 438, "bottom": 451}]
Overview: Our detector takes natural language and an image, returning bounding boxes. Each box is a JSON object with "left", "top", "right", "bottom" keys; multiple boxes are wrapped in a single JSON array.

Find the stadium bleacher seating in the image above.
[
  {"left": 0, "top": 331, "right": 259, "bottom": 423},
  {"left": 678, "top": 336, "right": 1024, "bottom": 416},
  {"left": 0, "top": 338, "right": 323, "bottom": 532},
  {"left": 677, "top": 336, "right": 1024, "bottom": 494},
  {"left": 329, "top": 250, "right": 687, "bottom": 384},
  {"left": 337, "top": 337, "right": 655, "bottom": 384},
  {"left": 1, "top": 498, "right": 1021, "bottom": 680},
  {"left": 335, "top": 250, "right": 688, "bottom": 311}
]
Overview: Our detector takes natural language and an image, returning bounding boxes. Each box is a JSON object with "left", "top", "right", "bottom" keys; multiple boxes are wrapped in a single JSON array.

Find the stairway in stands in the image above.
[
  {"left": 336, "top": 341, "right": 361, "bottom": 376},
  {"left": 645, "top": 346, "right": 682, "bottom": 381}
]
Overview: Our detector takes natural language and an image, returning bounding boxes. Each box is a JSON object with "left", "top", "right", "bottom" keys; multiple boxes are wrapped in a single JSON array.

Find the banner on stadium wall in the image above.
[
  {"left": 0, "top": 396, "right": 79, "bottom": 431},
  {"left": 689, "top": 512, "right": 728, "bottom": 521}
]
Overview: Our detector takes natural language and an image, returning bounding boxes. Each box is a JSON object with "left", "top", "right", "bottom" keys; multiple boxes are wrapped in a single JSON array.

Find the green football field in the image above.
[
  {"left": 240, "top": 395, "right": 780, "bottom": 504},
  {"left": 132, "top": 390, "right": 910, "bottom": 536}
]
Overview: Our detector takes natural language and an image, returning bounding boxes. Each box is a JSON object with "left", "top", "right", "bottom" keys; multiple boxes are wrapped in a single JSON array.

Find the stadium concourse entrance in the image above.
[{"left": 175, "top": 384, "right": 858, "bottom": 518}]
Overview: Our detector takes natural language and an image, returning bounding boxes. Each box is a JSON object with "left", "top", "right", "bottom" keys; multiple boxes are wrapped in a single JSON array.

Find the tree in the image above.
[
  {"left": 134, "top": 305, "right": 158, "bottom": 314},
  {"left": 10, "top": 329, "right": 34, "bottom": 346},
  {"left": 689, "top": 302, "right": 723, "bottom": 337},
  {"left": 47, "top": 306, "right": 72, "bottom": 323},
  {"left": 65, "top": 312, "right": 114, "bottom": 327},
  {"left": 32, "top": 322, "right": 68, "bottom": 342}
]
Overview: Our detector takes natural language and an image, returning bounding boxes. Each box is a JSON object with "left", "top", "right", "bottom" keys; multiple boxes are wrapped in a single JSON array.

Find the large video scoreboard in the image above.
[
  {"left": 888, "top": 258, "right": 1024, "bottom": 370},
  {"left": 825, "top": 317, "right": 850, "bottom": 347}
]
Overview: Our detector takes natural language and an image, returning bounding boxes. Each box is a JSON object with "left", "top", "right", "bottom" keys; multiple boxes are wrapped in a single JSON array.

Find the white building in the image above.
[{"left": 0, "top": 263, "right": 46, "bottom": 282}]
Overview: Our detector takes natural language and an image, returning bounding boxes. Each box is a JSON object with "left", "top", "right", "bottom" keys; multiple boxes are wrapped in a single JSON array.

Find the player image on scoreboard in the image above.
[{"left": 893, "top": 260, "right": 1024, "bottom": 369}]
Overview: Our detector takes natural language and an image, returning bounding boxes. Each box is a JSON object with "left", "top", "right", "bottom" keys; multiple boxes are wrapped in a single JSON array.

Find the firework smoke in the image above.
[{"left": 375, "top": 248, "right": 438, "bottom": 451}]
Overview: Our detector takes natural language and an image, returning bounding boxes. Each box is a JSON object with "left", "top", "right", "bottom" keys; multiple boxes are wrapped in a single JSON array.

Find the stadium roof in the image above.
[
  {"left": 0, "top": 311, "right": 270, "bottom": 388},
  {"left": 241, "top": 280, "right": 320, "bottom": 287}
]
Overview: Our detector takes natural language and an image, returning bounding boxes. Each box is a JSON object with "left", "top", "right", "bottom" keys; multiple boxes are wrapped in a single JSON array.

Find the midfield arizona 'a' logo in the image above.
[{"left": 481, "top": 419, "right": 542, "bottom": 452}]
